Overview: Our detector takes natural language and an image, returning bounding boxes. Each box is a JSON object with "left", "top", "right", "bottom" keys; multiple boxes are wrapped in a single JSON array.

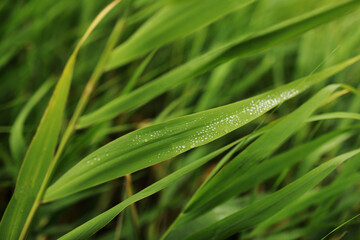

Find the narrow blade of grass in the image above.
[
  {"left": 44, "top": 58, "right": 355, "bottom": 202},
  {"left": 163, "top": 130, "right": 353, "bottom": 240},
  {"left": 9, "top": 79, "right": 54, "bottom": 164},
  {"left": 78, "top": 0, "right": 360, "bottom": 128},
  {"left": 0, "top": 51, "right": 76, "bottom": 240},
  {"left": 184, "top": 149, "right": 360, "bottom": 240},
  {"left": 308, "top": 112, "right": 360, "bottom": 122},
  {"left": 165, "top": 84, "right": 340, "bottom": 232},
  {"left": 0, "top": 1, "right": 120, "bottom": 239},
  {"left": 106, "top": 0, "right": 256, "bottom": 69},
  {"left": 56, "top": 135, "right": 252, "bottom": 240}
]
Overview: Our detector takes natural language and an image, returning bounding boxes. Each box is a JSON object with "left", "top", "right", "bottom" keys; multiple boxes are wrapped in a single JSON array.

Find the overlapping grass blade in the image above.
[
  {"left": 44, "top": 55, "right": 360, "bottom": 202},
  {"left": 163, "top": 130, "right": 353, "bottom": 239},
  {"left": 56, "top": 135, "right": 257, "bottom": 240},
  {"left": 308, "top": 112, "right": 360, "bottom": 122},
  {"left": 251, "top": 161, "right": 360, "bottom": 236},
  {"left": 106, "top": 0, "right": 256, "bottom": 69},
  {"left": 164, "top": 85, "right": 341, "bottom": 233},
  {"left": 120, "top": 50, "right": 156, "bottom": 96},
  {"left": 78, "top": 0, "right": 360, "bottom": 128},
  {"left": 184, "top": 149, "right": 360, "bottom": 240},
  {"left": 0, "top": 1, "right": 120, "bottom": 239},
  {"left": 9, "top": 79, "right": 54, "bottom": 164},
  {"left": 0, "top": 53, "right": 77, "bottom": 240}
]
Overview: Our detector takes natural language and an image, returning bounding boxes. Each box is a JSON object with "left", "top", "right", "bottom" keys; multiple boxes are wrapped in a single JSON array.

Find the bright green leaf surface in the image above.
[
  {"left": 165, "top": 84, "right": 341, "bottom": 232},
  {"left": 45, "top": 56, "right": 360, "bottom": 202}
]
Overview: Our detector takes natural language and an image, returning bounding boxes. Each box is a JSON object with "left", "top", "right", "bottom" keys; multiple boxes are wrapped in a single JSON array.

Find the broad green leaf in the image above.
[
  {"left": 184, "top": 149, "right": 360, "bottom": 240},
  {"left": 44, "top": 56, "right": 360, "bottom": 202},
  {"left": 165, "top": 85, "right": 340, "bottom": 231},
  {"left": 78, "top": 0, "right": 360, "bottom": 128},
  {"left": 106, "top": 0, "right": 256, "bottom": 69},
  {"left": 9, "top": 79, "right": 54, "bottom": 164},
  {"left": 0, "top": 1, "right": 121, "bottom": 239},
  {"left": 58, "top": 123, "right": 273, "bottom": 239},
  {"left": 57, "top": 136, "right": 251, "bottom": 240}
]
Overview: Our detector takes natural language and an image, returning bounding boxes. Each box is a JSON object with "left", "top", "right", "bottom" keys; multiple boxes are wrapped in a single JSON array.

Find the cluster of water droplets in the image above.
[
  {"left": 86, "top": 155, "right": 102, "bottom": 166},
  {"left": 104, "top": 88, "right": 300, "bottom": 164},
  {"left": 241, "top": 89, "right": 299, "bottom": 116},
  {"left": 132, "top": 128, "right": 172, "bottom": 145}
]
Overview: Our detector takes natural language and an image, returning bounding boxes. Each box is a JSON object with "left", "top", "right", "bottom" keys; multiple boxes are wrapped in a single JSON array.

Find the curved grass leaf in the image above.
[
  {"left": 120, "top": 50, "right": 156, "bottom": 95},
  {"left": 165, "top": 85, "right": 341, "bottom": 232},
  {"left": 59, "top": 126, "right": 279, "bottom": 239},
  {"left": 164, "top": 130, "right": 353, "bottom": 240},
  {"left": 56, "top": 135, "right": 256, "bottom": 240},
  {"left": 0, "top": 54, "right": 77, "bottom": 240},
  {"left": 184, "top": 149, "right": 360, "bottom": 240},
  {"left": 78, "top": 0, "right": 360, "bottom": 128},
  {"left": 308, "top": 112, "right": 360, "bottom": 122},
  {"left": 44, "top": 56, "right": 360, "bottom": 202},
  {"left": 0, "top": 1, "right": 121, "bottom": 239},
  {"left": 9, "top": 79, "right": 54, "bottom": 164},
  {"left": 106, "top": 0, "right": 256, "bottom": 69},
  {"left": 251, "top": 165, "right": 360, "bottom": 236}
]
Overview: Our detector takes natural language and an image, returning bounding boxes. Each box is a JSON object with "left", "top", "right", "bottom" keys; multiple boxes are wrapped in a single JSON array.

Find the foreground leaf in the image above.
[
  {"left": 57, "top": 134, "right": 257, "bottom": 240},
  {"left": 44, "top": 55, "right": 360, "bottom": 202},
  {"left": 165, "top": 84, "right": 340, "bottom": 232}
]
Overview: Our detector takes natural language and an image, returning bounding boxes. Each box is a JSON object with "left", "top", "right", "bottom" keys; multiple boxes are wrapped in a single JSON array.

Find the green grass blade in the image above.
[
  {"left": 0, "top": 53, "right": 76, "bottom": 240},
  {"left": 56, "top": 136, "right": 254, "bottom": 240},
  {"left": 78, "top": 1, "right": 360, "bottom": 128},
  {"left": 321, "top": 212, "right": 360, "bottom": 240},
  {"left": 9, "top": 79, "right": 54, "bottom": 164},
  {"left": 106, "top": 0, "right": 256, "bottom": 69},
  {"left": 165, "top": 85, "right": 340, "bottom": 232},
  {"left": 251, "top": 165, "right": 360, "bottom": 236},
  {"left": 44, "top": 58, "right": 356, "bottom": 202},
  {"left": 120, "top": 50, "right": 156, "bottom": 96},
  {"left": 0, "top": 1, "right": 120, "bottom": 239},
  {"left": 184, "top": 149, "right": 360, "bottom": 240},
  {"left": 308, "top": 112, "right": 360, "bottom": 122},
  {"left": 164, "top": 130, "right": 352, "bottom": 239}
]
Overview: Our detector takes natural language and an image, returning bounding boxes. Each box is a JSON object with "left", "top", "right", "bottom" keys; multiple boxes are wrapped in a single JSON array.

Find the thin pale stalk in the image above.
[{"left": 125, "top": 174, "right": 140, "bottom": 232}]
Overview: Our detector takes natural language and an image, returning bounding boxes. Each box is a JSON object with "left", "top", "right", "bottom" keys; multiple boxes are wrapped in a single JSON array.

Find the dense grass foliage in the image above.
[{"left": 1, "top": 0, "right": 360, "bottom": 239}]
